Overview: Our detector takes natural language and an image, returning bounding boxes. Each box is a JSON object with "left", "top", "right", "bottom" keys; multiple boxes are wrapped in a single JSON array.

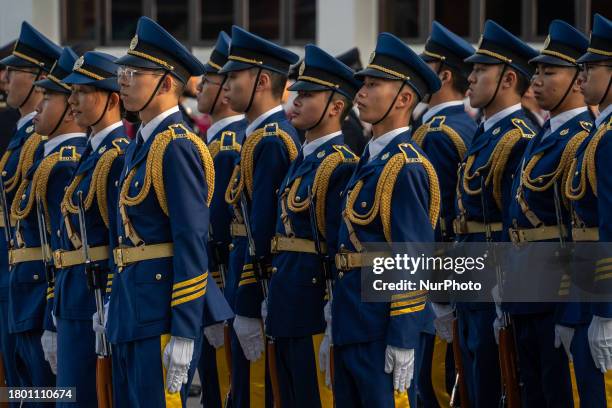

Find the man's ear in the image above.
[
  {"left": 502, "top": 69, "right": 518, "bottom": 90},
  {"left": 440, "top": 68, "right": 453, "bottom": 86},
  {"left": 329, "top": 97, "right": 345, "bottom": 118},
  {"left": 397, "top": 86, "right": 415, "bottom": 110},
  {"left": 108, "top": 92, "right": 121, "bottom": 110},
  {"left": 160, "top": 74, "right": 174, "bottom": 95},
  {"left": 257, "top": 70, "right": 271, "bottom": 91}
]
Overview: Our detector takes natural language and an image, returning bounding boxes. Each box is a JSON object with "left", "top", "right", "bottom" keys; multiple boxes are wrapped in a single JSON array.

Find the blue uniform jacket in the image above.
[
  {"left": 9, "top": 135, "right": 86, "bottom": 333},
  {"left": 231, "top": 110, "right": 300, "bottom": 318},
  {"left": 413, "top": 104, "right": 477, "bottom": 242},
  {"left": 106, "top": 111, "right": 212, "bottom": 343},
  {"left": 266, "top": 135, "right": 358, "bottom": 338},
  {"left": 0, "top": 120, "right": 40, "bottom": 302},
  {"left": 504, "top": 110, "right": 593, "bottom": 316},
  {"left": 53, "top": 126, "right": 129, "bottom": 321},
  {"left": 566, "top": 111, "right": 612, "bottom": 321},
  {"left": 333, "top": 130, "right": 437, "bottom": 349}
]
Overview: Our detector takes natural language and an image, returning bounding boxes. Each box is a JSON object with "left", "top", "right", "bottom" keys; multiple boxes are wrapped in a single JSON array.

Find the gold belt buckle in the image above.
[
  {"left": 336, "top": 253, "right": 349, "bottom": 271},
  {"left": 114, "top": 247, "right": 125, "bottom": 268},
  {"left": 53, "top": 250, "right": 63, "bottom": 269},
  {"left": 8, "top": 250, "right": 13, "bottom": 266},
  {"left": 270, "top": 236, "right": 280, "bottom": 253},
  {"left": 508, "top": 228, "right": 522, "bottom": 245}
]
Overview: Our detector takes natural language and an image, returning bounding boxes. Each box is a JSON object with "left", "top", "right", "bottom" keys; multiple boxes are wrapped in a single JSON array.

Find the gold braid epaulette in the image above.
[
  {"left": 566, "top": 122, "right": 611, "bottom": 200},
  {"left": 345, "top": 143, "right": 440, "bottom": 242},
  {"left": 523, "top": 130, "right": 589, "bottom": 206},
  {"left": 312, "top": 149, "right": 358, "bottom": 238},
  {"left": 208, "top": 140, "right": 221, "bottom": 159},
  {"left": 62, "top": 140, "right": 127, "bottom": 228},
  {"left": 12, "top": 149, "right": 81, "bottom": 233},
  {"left": 412, "top": 121, "right": 468, "bottom": 160},
  {"left": 225, "top": 126, "right": 298, "bottom": 204},
  {"left": 462, "top": 128, "right": 524, "bottom": 209},
  {"left": 0, "top": 133, "right": 46, "bottom": 193},
  {"left": 121, "top": 128, "right": 215, "bottom": 217}
]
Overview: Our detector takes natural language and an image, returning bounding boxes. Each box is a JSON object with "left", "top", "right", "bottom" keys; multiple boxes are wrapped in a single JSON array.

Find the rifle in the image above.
[
  {"left": 35, "top": 197, "right": 55, "bottom": 292},
  {"left": 450, "top": 318, "right": 469, "bottom": 407},
  {"left": 306, "top": 186, "right": 334, "bottom": 390},
  {"left": 76, "top": 191, "right": 112, "bottom": 408},
  {"left": 479, "top": 176, "right": 520, "bottom": 408},
  {"left": 0, "top": 175, "right": 11, "bottom": 395},
  {"left": 239, "top": 193, "right": 281, "bottom": 408},
  {"left": 208, "top": 225, "right": 232, "bottom": 407}
]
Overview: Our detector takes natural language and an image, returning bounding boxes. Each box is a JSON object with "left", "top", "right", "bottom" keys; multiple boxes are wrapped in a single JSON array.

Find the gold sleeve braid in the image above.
[
  {"left": 412, "top": 122, "right": 468, "bottom": 160},
  {"left": 312, "top": 152, "right": 351, "bottom": 238},
  {"left": 345, "top": 143, "right": 440, "bottom": 243},
  {"left": 12, "top": 150, "right": 80, "bottom": 234},
  {"left": 566, "top": 123, "right": 610, "bottom": 200},
  {"left": 121, "top": 128, "right": 215, "bottom": 217},
  {"left": 462, "top": 129, "right": 523, "bottom": 209},
  {"left": 522, "top": 130, "right": 589, "bottom": 205}
]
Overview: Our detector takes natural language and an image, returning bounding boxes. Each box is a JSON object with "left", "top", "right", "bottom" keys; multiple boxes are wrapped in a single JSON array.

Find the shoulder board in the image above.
[
  {"left": 397, "top": 143, "right": 422, "bottom": 163},
  {"left": 59, "top": 146, "right": 79, "bottom": 162},
  {"left": 263, "top": 122, "right": 279, "bottom": 137},
  {"left": 110, "top": 137, "right": 130, "bottom": 154},
  {"left": 510, "top": 118, "right": 536, "bottom": 138},
  {"left": 167, "top": 123, "right": 191, "bottom": 138},
  {"left": 579, "top": 121, "right": 593, "bottom": 132},
  {"left": 427, "top": 115, "right": 446, "bottom": 131},
  {"left": 220, "top": 131, "right": 240, "bottom": 151},
  {"left": 331, "top": 145, "right": 358, "bottom": 162}
]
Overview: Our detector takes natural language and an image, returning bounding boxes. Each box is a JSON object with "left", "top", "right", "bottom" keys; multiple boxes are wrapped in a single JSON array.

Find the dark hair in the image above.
[
  {"left": 445, "top": 65, "right": 469, "bottom": 95},
  {"left": 261, "top": 69, "right": 287, "bottom": 99},
  {"left": 508, "top": 67, "right": 531, "bottom": 96}
]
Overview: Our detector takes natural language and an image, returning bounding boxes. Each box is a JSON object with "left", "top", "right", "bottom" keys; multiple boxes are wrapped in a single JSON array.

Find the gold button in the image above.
[
  {"left": 575, "top": 171, "right": 579, "bottom": 175},
  {"left": 155, "top": 273, "right": 162, "bottom": 280},
  {"left": 115, "top": 180, "right": 119, "bottom": 187},
  {"left": 57, "top": 230, "right": 60, "bottom": 237},
  {"left": 338, "top": 272, "right": 344, "bottom": 279},
  {"left": 312, "top": 277, "right": 317, "bottom": 284},
  {"left": 275, "top": 189, "right": 279, "bottom": 194},
  {"left": 272, "top": 267, "right": 278, "bottom": 273},
  {"left": 21, "top": 194, "right": 26, "bottom": 200},
  {"left": 361, "top": 201, "right": 367, "bottom": 208},
  {"left": 340, "top": 244, "right": 345, "bottom": 249},
  {"left": 296, "top": 196, "right": 301, "bottom": 201},
  {"left": 33, "top": 274, "right": 39, "bottom": 280},
  {"left": 1, "top": 171, "right": 6, "bottom": 177},
  {"left": 229, "top": 243, "right": 235, "bottom": 250},
  {"left": 135, "top": 181, "right": 139, "bottom": 187},
  {"left": 285, "top": 188, "right": 289, "bottom": 193},
  {"left": 118, "top": 236, "right": 123, "bottom": 244}
]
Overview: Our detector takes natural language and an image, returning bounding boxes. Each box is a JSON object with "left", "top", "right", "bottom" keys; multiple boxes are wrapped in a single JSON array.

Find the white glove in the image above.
[
  {"left": 319, "top": 323, "right": 332, "bottom": 388},
  {"left": 51, "top": 310, "right": 57, "bottom": 328},
  {"left": 431, "top": 303, "right": 454, "bottom": 343},
  {"left": 233, "top": 315, "right": 264, "bottom": 362},
  {"left": 41, "top": 330, "right": 57, "bottom": 375},
  {"left": 588, "top": 315, "right": 612, "bottom": 373},
  {"left": 554, "top": 324, "right": 574, "bottom": 361},
  {"left": 162, "top": 336, "right": 194, "bottom": 393},
  {"left": 204, "top": 323, "right": 225, "bottom": 349},
  {"left": 493, "top": 315, "right": 503, "bottom": 345},
  {"left": 384, "top": 345, "right": 414, "bottom": 392},
  {"left": 324, "top": 300, "right": 332, "bottom": 325},
  {"left": 92, "top": 302, "right": 109, "bottom": 335}
]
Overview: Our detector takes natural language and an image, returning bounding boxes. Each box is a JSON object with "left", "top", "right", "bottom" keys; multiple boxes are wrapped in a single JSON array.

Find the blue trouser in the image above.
[
  {"left": 0, "top": 299, "right": 20, "bottom": 390},
  {"left": 230, "top": 327, "right": 272, "bottom": 408},
  {"left": 198, "top": 330, "right": 231, "bottom": 408},
  {"left": 333, "top": 339, "right": 412, "bottom": 408},
  {"left": 572, "top": 322, "right": 611, "bottom": 407},
  {"left": 56, "top": 318, "right": 96, "bottom": 408},
  {"left": 14, "top": 329, "right": 55, "bottom": 407},
  {"left": 456, "top": 306, "right": 501, "bottom": 407},
  {"left": 415, "top": 332, "right": 453, "bottom": 407},
  {"left": 512, "top": 312, "right": 574, "bottom": 407},
  {"left": 111, "top": 334, "right": 201, "bottom": 408},
  {"left": 274, "top": 334, "right": 332, "bottom": 408}
]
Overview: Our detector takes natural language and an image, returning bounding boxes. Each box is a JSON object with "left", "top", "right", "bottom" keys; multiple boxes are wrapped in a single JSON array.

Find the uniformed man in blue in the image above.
[
  {"left": 9, "top": 46, "right": 86, "bottom": 390},
  {"left": 264, "top": 44, "right": 361, "bottom": 408},
  {"left": 453, "top": 20, "right": 538, "bottom": 407},
  {"left": 504, "top": 19, "right": 590, "bottom": 407},
  {"left": 332, "top": 32, "right": 441, "bottom": 408},
  {"left": 104, "top": 16, "right": 213, "bottom": 407},
  {"left": 0, "top": 21, "right": 61, "bottom": 391},
  {"left": 195, "top": 30, "right": 246, "bottom": 408},
  {"left": 413, "top": 22, "right": 477, "bottom": 406},
  {"left": 47, "top": 50, "right": 128, "bottom": 407},
  {"left": 219, "top": 25, "right": 299, "bottom": 407},
  {"left": 565, "top": 13, "right": 612, "bottom": 407}
]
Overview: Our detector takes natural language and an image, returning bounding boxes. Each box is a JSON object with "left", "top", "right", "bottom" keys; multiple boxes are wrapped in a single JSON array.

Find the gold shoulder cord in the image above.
[
  {"left": 208, "top": 140, "right": 221, "bottom": 160},
  {"left": 566, "top": 124, "right": 610, "bottom": 200},
  {"left": 120, "top": 129, "right": 215, "bottom": 217},
  {"left": 0, "top": 133, "right": 45, "bottom": 194},
  {"left": 412, "top": 122, "right": 468, "bottom": 159},
  {"left": 12, "top": 150, "right": 80, "bottom": 234},
  {"left": 523, "top": 130, "right": 589, "bottom": 195},
  {"left": 345, "top": 144, "right": 440, "bottom": 243},
  {"left": 225, "top": 127, "right": 298, "bottom": 206}
]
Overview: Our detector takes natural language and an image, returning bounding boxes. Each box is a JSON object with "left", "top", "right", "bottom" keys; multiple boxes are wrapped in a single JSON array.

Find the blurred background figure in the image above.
[{"left": 0, "top": 40, "right": 20, "bottom": 153}]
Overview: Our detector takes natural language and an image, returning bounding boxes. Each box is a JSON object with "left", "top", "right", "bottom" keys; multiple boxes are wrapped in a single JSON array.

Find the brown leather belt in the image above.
[
  {"left": 113, "top": 243, "right": 173, "bottom": 268},
  {"left": 53, "top": 245, "right": 110, "bottom": 268},
  {"left": 230, "top": 222, "right": 246, "bottom": 237},
  {"left": 572, "top": 227, "right": 599, "bottom": 242},
  {"left": 508, "top": 225, "right": 567, "bottom": 244},
  {"left": 270, "top": 236, "right": 326, "bottom": 254},
  {"left": 453, "top": 219, "right": 503, "bottom": 235}
]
